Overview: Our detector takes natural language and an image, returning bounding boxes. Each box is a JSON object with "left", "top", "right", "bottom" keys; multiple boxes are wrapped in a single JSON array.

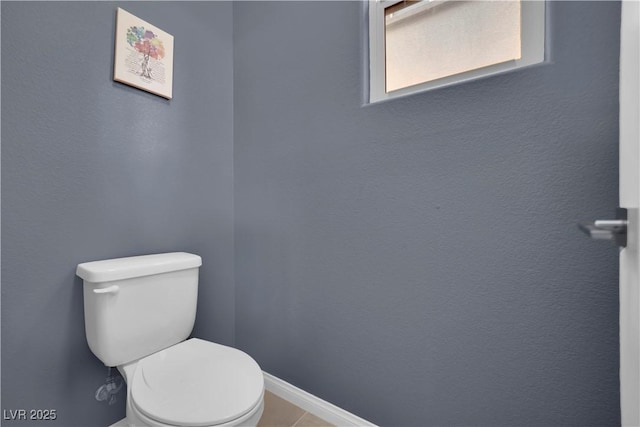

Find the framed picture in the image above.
[{"left": 113, "top": 8, "right": 174, "bottom": 99}]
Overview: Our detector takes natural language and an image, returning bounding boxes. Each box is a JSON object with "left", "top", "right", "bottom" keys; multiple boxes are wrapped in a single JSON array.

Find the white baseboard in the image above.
[{"left": 263, "top": 372, "right": 377, "bottom": 427}]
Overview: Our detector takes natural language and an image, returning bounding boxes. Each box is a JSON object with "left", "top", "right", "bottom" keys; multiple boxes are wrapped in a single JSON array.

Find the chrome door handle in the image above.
[
  {"left": 594, "top": 219, "right": 628, "bottom": 228},
  {"left": 579, "top": 209, "right": 628, "bottom": 247}
]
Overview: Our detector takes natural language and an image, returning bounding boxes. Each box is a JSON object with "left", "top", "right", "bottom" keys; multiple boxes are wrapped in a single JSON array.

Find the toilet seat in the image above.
[{"left": 130, "top": 338, "right": 264, "bottom": 427}]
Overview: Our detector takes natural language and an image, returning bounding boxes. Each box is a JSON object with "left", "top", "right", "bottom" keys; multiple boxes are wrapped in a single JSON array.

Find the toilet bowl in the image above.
[
  {"left": 76, "top": 253, "right": 264, "bottom": 427},
  {"left": 119, "top": 339, "right": 264, "bottom": 427}
]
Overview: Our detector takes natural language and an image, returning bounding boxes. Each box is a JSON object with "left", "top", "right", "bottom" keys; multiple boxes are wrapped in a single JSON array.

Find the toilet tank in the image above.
[{"left": 77, "top": 252, "right": 202, "bottom": 367}]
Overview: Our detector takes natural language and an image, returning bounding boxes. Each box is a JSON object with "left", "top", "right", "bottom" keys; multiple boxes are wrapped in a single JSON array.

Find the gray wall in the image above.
[
  {"left": 233, "top": 1, "right": 621, "bottom": 426},
  {"left": 1, "top": 2, "right": 234, "bottom": 426},
  {"left": 2, "top": 1, "right": 622, "bottom": 426}
]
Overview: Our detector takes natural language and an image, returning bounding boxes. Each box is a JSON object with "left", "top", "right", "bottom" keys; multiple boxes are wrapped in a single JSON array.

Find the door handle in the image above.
[
  {"left": 579, "top": 209, "right": 628, "bottom": 247},
  {"left": 594, "top": 219, "right": 628, "bottom": 228}
]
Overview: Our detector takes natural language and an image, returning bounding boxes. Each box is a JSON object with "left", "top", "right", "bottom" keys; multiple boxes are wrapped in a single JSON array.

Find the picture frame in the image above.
[{"left": 113, "top": 8, "right": 174, "bottom": 99}]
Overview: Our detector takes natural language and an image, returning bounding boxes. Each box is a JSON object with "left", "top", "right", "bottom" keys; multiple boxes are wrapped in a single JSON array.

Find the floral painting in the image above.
[{"left": 114, "top": 8, "right": 174, "bottom": 99}]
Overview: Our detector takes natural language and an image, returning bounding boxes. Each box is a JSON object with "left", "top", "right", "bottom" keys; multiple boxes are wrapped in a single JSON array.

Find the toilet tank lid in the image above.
[{"left": 76, "top": 252, "right": 202, "bottom": 283}]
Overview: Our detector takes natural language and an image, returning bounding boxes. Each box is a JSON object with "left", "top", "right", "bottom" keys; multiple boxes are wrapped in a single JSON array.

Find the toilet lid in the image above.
[{"left": 130, "top": 338, "right": 264, "bottom": 427}]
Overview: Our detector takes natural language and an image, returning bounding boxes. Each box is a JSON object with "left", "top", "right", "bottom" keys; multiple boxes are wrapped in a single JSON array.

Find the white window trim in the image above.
[{"left": 368, "top": 0, "right": 547, "bottom": 103}]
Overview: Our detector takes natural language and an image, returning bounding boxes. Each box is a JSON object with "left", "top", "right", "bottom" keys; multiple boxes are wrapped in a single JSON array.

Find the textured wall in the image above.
[
  {"left": 234, "top": 1, "right": 621, "bottom": 426},
  {"left": 1, "top": 2, "right": 234, "bottom": 426},
  {"left": 2, "top": 1, "right": 623, "bottom": 426}
]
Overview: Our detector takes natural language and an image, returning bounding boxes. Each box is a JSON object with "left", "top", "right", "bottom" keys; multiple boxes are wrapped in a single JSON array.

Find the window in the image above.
[{"left": 369, "top": 0, "right": 546, "bottom": 102}]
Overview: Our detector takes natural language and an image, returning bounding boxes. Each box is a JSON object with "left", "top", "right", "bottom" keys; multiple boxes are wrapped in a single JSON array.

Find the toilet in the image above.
[{"left": 77, "top": 252, "right": 264, "bottom": 427}]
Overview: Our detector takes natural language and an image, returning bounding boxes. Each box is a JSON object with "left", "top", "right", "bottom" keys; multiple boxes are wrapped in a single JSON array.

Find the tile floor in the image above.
[{"left": 258, "top": 391, "right": 335, "bottom": 427}]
